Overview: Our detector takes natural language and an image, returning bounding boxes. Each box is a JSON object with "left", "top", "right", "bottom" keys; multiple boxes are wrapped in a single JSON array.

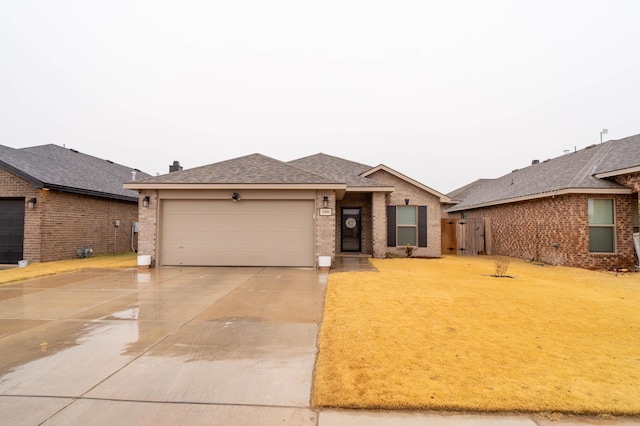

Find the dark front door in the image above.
[
  {"left": 0, "top": 199, "right": 25, "bottom": 264},
  {"left": 341, "top": 208, "right": 361, "bottom": 252}
]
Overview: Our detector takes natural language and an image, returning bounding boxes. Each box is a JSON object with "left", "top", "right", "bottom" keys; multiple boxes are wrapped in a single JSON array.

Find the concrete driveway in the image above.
[
  {"left": 0, "top": 266, "right": 326, "bottom": 425},
  {"left": 2, "top": 263, "right": 637, "bottom": 426}
]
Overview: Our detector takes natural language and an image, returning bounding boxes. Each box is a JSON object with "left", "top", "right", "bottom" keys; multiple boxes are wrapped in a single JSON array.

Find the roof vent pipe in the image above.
[
  {"left": 531, "top": 159, "right": 540, "bottom": 165},
  {"left": 131, "top": 170, "right": 137, "bottom": 181},
  {"left": 169, "top": 161, "right": 183, "bottom": 173}
]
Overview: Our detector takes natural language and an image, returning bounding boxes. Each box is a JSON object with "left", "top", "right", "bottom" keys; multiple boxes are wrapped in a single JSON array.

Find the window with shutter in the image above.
[{"left": 387, "top": 205, "right": 428, "bottom": 247}]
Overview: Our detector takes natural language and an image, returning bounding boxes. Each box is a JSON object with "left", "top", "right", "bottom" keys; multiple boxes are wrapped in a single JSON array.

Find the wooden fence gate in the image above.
[{"left": 441, "top": 217, "right": 492, "bottom": 256}]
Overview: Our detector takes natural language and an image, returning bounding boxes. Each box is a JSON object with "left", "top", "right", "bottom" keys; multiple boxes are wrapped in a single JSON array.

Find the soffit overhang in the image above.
[
  {"left": 345, "top": 186, "right": 395, "bottom": 193},
  {"left": 594, "top": 165, "right": 640, "bottom": 179},
  {"left": 124, "top": 182, "right": 348, "bottom": 199}
]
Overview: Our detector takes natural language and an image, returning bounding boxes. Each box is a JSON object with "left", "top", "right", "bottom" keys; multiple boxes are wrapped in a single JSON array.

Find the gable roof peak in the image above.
[
  {"left": 362, "top": 164, "right": 450, "bottom": 202},
  {"left": 288, "top": 153, "right": 384, "bottom": 188}
]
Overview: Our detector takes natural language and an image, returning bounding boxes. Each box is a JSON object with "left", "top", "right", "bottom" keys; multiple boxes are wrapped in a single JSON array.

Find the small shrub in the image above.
[
  {"left": 405, "top": 244, "right": 413, "bottom": 257},
  {"left": 494, "top": 256, "right": 511, "bottom": 277},
  {"left": 385, "top": 251, "right": 403, "bottom": 259}
]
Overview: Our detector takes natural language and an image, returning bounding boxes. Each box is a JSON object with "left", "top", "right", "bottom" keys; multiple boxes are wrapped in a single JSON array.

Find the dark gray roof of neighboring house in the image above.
[
  {"left": 593, "top": 133, "right": 640, "bottom": 175},
  {"left": 446, "top": 179, "right": 495, "bottom": 203},
  {"left": 446, "top": 136, "right": 637, "bottom": 212},
  {"left": 0, "top": 144, "right": 149, "bottom": 201},
  {"left": 131, "top": 153, "right": 338, "bottom": 185},
  {"left": 288, "top": 153, "right": 392, "bottom": 188}
]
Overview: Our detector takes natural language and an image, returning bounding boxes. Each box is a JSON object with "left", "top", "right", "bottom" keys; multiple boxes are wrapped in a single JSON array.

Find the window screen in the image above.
[
  {"left": 397, "top": 206, "right": 417, "bottom": 246},
  {"left": 588, "top": 199, "right": 615, "bottom": 252}
]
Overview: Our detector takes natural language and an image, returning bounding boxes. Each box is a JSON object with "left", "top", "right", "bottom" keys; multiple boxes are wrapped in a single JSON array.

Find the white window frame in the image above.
[
  {"left": 396, "top": 205, "right": 417, "bottom": 247},
  {"left": 588, "top": 198, "right": 616, "bottom": 253}
]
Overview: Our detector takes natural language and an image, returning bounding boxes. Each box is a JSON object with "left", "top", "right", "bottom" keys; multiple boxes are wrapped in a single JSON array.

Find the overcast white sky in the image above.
[{"left": 1, "top": 1, "right": 639, "bottom": 193}]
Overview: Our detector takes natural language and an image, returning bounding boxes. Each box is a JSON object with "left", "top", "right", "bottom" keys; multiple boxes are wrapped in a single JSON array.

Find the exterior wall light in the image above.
[
  {"left": 231, "top": 192, "right": 240, "bottom": 201},
  {"left": 405, "top": 198, "right": 410, "bottom": 205},
  {"left": 27, "top": 198, "right": 37, "bottom": 209},
  {"left": 323, "top": 196, "right": 329, "bottom": 208},
  {"left": 142, "top": 196, "right": 150, "bottom": 207}
]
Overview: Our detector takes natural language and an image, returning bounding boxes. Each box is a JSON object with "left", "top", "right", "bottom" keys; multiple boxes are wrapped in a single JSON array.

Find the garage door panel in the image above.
[
  {"left": 162, "top": 226, "right": 312, "bottom": 245},
  {"left": 163, "top": 246, "right": 311, "bottom": 267},
  {"left": 161, "top": 200, "right": 314, "bottom": 267}
]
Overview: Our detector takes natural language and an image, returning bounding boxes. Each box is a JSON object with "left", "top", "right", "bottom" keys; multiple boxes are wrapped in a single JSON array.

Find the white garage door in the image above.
[{"left": 160, "top": 199, "right": 315, "bottom": 267}]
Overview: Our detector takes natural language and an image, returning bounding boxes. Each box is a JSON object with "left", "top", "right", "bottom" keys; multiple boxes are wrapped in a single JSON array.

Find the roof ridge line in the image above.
[
  {"left": 567, "top": 143, "right": 615, "bottom": 187},
  {"left": 285, "top": 155, "right": 349, "bottom": 183}
]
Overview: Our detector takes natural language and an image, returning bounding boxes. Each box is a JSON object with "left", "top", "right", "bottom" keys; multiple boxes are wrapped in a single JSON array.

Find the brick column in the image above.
[
  {"left": 371, "top": 192, "right": 387, "bottom": 258},
  {"left": 316, "top": 191, "right": 336, "bottom": 266},
  {"left": 138, "top": 191, "right": 158, "bottom": 267}
]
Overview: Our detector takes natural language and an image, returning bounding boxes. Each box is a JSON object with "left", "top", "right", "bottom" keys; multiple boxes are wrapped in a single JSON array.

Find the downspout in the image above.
[{"left": 131, "top": 222, "right": 137, "bottom": 252}]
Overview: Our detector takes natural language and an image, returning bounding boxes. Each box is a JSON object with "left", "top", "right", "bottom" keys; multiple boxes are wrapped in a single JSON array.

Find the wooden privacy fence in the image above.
[{"left": 441, "top": 218, "right": 492, "bottom": 256}]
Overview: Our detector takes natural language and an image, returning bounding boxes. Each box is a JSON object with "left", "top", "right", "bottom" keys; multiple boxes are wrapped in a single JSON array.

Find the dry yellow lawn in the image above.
[
  {"left": 0, "top": 252, "right": 137, "bottom": 285},
  {"left": 312, "top": 256, "right": 640, "bottom": 415}
]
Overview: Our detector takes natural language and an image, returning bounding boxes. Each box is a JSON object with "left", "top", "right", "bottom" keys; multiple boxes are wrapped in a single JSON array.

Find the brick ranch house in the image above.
[
  {"left": 0, "top": 144, "right": 150, "bottom": 264},
  {"left": 124, "top": 153, "right": 450, "bottom": 268},
  {"left": 444, "top": 134, "right": 640, "bottom": 270}
]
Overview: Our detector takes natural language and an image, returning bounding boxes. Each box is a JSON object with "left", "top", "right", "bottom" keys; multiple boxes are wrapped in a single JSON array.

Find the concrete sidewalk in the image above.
[{"left": 0, "top": 264, "right": 637, "bottom": 425}]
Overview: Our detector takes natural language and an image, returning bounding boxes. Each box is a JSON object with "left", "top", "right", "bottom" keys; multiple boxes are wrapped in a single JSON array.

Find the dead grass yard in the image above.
[
  {"left": 0, "top": 252, "right": 137, "bottom": 285},
  {"left": 312, "top": 256, "right": 640, "bottom": 415}
]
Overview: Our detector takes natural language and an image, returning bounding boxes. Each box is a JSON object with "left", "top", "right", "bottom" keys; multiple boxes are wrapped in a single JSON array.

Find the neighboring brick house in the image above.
[
  {"left": 124, "top": 153, "right": 450, "bottom": 268},
  {"left": 445, "top": 134, "right": 640, "bottom": 270},
  {"left": 0, "top": 144, "right": 150, "bottom": 264}
]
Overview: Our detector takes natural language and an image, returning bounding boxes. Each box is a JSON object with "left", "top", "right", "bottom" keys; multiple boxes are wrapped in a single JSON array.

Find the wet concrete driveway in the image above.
[{"left": 0, "top": 267, "right": 327, "bottom": 425}]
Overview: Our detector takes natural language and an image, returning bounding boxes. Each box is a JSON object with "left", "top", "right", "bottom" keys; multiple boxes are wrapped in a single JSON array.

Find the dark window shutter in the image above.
[
  {"left": 418, "top": 205, "right": 427, "bottom": 247},
  {"left": 387, "top": 205, "right": 396, "bottom": 247}
]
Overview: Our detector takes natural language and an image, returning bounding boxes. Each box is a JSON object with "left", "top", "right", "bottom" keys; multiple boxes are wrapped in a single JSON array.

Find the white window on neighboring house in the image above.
[{"left": 588, "top": 199, "right": 615, "bottom": 252}]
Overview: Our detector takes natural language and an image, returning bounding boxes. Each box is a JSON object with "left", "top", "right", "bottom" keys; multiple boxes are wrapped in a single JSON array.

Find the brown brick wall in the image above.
[
  {"left": 367, "top": 170, "right": 443, "bottom": 258},
  {"left": 613, "top": 173, "right": 640, "bottom": 192},
  {"left": 39, "top": 191, "right": 139, "bottom": 261},
  {"left": 1, "top": 167, "right": 138, "bottom": 262},
  {"left": 451, "top": 193, "right": 636, "bottom": 269}
]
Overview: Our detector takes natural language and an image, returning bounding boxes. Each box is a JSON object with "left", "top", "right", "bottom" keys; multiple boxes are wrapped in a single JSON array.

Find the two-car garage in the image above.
[{"left": 159, "top": 199, "right": 315, "bottom": 267}]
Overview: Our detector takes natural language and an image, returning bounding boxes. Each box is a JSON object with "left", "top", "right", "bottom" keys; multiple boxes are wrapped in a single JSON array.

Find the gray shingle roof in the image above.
[
  {"left": 446, "top": 135, "right": 638, "bottom": 212},
  {"left": 446, "top": 179, "right": 495, "bottom": 203},
  {"left": 128, "top": 152, "right": 400, "bottom": 193},
  {"left": 132, "top": 153, "right": 338, "bottom": 185},
  {"left": 593, "top": 133, "right": 640, "bottom": 175},
  {"left": 288, "top": 153, "right": 391, "bottom": 188},
  {"left": 0, "top": 144, "right": 149, "bottom": 201}
]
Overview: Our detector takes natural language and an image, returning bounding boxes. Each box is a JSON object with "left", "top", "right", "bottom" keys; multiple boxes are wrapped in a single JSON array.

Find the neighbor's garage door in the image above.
[
  {"left": 160, "top": 199, "right": 315, "bottom": 267},
  {"left": 0, "top": 199, "right": 25, "bottom": 264}
]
